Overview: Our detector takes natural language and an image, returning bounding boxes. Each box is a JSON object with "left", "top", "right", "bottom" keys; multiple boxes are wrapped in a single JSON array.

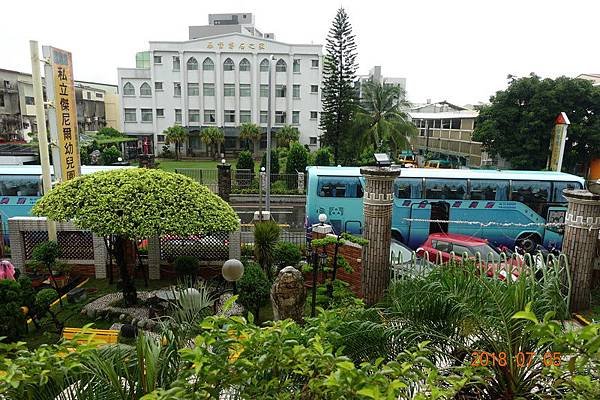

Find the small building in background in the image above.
[
  {"left": 356, "top": 65, "right": 406, "bottom": 99},
  {"left": 576, "top": 73, "right": 600, "bottom": 86}
]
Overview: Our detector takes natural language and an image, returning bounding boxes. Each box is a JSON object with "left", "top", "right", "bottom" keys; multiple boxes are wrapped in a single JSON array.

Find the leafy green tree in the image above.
[
  {"left": 253, "top": 220, "right": 280, "bottom": 280},
  {"left": 355, "top": 80, "right": 417, "bottom": 159},
  {"left": 320, "top": 7, "right": 358, "bottom": 165},
  {"left": 312, "top": 147, "right": 334, "bottom": 166},
  {"left": 0, "top": 280, "right": 25, "bottom": 341},
  {"left": 285, "top": 142, "right": 308, "bottom": 175},
  {"left": 200, "top": 127, "right": 225, "bottom": 158},
  {"left": 260, "top": 149, "right": 280, "bottom": 175},
  {"left": 97, "top": 127, "right": 123, "bottom": 137},
  {"left": 236, "top": 150, "right": 255, "bottom": 171},
  {"left": 100, "top": 145, "right": 121, "bottom": 165},
  {"left": 33, "top": 169, "right": 239, "bottom": 305},
  {"left": 35, "top": 288, "right": 62, "bottom": 332},
  {"left": 272, "top": 242, "right": 302, "bottom": 271},
  {"left": 275, "top": 125, "right": 300, "bottom": 148},
  {"left": 473, "top": 74, "right": 600, "bottom": 171},
  {"left": 237, "top": 261, "right": 270, "bottom": 320},
  {"left": 164, "top": 125, "right": 188, "bottom": 160},
  {"left": 239, "top": 122, "right": 261, "bottom": 155}
]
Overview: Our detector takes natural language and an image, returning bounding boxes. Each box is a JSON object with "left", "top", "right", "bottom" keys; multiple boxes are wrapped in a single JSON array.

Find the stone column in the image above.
[
  {"left": 360, "top": 166, "right": 400, "bottom": 305},
  {"left": 297, "top": 172, "right": 305, "bottom": 193},
  {"left": 217, "top": 163, "right": 232, "bottom": 202},
  {"left": 147, "top": 236, "right": 161, "bottom": 280},
  {"left": 562, "top": 189, "right": 600, "bottom": 312}
]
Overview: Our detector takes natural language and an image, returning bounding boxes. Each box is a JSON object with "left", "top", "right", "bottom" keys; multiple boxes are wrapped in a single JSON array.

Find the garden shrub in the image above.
[
  {"left": 237, "top": 261, "right": 270, "bottom": 320},
  {"left": 273, "top": 242, "right": 302, "bottom": 271},
  {"left": 31, "top": 241, "right": 60, "bottom": 268},
  {"left": 241, "top": 243, "right": 254, "bottom": 260},
  {"left": 35, "top": 288, "right": 59, "bottom": 311},
  {"left": 236, "top": 150, "right": 254, "bottom": 171},
  {"left": 0, "top": 280, "right": 25, "bottom": 341},
  {"left": 312, "top": 147, "right": 333, "bottom": 166},
  {"left": 101, "top": 145, "right": 122, "bottom": 165},
  {"left": 260, "top": 149, "right": 280, "bottom": 175},
  {"left": 174, "top": 256, "right": 200, "bottom": 280},
  {"left": 161, "top": 144, "right": 173, "bottom": 158},
  {"left": 285, "top": 142, "right": 308, "bottom": 188},
  {"left": 253, "top": 220, "right": 280, "bottom": 280}
]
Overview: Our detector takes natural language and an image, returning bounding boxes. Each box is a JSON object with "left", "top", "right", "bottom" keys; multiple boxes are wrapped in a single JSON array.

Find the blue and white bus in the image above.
[
  {"left": 306, "top": 166, "right": 585, "bottom": 250},
  {"left": 0, "top": 165, "right": 128, "bottom": 239}
]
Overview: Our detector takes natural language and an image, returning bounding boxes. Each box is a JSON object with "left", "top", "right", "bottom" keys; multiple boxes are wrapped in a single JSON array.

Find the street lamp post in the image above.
[{"left": 265, "top": 55, "right": 276, "bottom": 212}]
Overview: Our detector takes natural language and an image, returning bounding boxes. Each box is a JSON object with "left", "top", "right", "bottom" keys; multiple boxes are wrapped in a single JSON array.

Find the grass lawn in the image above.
[{"left": 155, "top": 158, "right": 233, "bottom": 172}]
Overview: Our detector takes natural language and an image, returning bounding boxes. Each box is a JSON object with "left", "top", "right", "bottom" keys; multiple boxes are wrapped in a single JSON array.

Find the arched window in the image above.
[
  {"left": 276, "top": 59, "right": 287, "bottom": 72},
  {"left": 202, "top": 57, "right": 214, "bottom": 71},
  {"left": 239, "top": 58, "right": 251, "bottom": 72},
  {"left": 187, "top": 57, "right": 198, "bottom": 70},
  {"left": 260, "top": 58, "right": 269, "bottom": 72},
  {"left": 123, "top": 82, "right": 135, "bottom": 96},
  {"left": 140, "top": 82, "right": 152, "bottom": 96},
  {"left": 223, "top": 58, "right": 235, "bottom": 71}
]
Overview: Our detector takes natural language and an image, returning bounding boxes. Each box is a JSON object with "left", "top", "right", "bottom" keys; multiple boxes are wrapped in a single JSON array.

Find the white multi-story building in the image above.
[{"left": 118, "top": 13, "right": 323, "bottom": 156}]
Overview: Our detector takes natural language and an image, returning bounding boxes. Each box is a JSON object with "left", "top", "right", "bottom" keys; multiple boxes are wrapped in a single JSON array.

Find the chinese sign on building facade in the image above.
[
  {"left": 207, "top": 41, "right": 265, "bottom": 50},
  {"left": 48, "top": 47, "right": 80, "bottom": 181}
]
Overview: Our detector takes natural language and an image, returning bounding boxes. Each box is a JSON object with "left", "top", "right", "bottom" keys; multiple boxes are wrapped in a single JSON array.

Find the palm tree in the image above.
[
  {"left": 199, "top": 129, "right": 212, "bottom": 157},
  {"left": 355, "top": 80, "right": 417, "bottom": 159},
  {"left": 275, "top": 124, "right": 300, "bottom": 147},
  {"left": 163, "top": 125, "right": 188, "bottom": 160},
  {"left": 209, "top": 127, "right": 225, "bottom": 158},
  {"left": 239, "top": 122, "right": 261, "bottom": 156}
]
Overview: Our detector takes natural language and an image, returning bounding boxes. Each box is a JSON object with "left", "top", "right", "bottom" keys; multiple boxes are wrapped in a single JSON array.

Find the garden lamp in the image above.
[{"left": 222, "top": 258, "right": 244, "bottom": 294}]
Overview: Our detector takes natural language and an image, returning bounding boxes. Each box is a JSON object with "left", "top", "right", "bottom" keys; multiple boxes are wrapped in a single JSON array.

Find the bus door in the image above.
[
  {"left": 430, "top": 201, "right": 450, "bottom": 234},
  {"left": 408, "top": 201, "right": 431, "bottom": 248}
]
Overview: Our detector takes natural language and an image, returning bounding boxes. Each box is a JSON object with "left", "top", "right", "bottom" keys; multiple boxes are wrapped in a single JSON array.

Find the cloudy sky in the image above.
[{"left": 1, "top": 0, "right": 598, "bottom": 105}]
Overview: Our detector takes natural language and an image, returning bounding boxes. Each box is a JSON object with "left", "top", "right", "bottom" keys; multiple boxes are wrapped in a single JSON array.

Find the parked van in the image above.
[{"left": 424, "top": 159, "right": 452, "bottom": 169}]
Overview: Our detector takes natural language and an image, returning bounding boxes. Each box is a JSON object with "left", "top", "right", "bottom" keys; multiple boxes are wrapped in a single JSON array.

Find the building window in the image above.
[
  {"left": 187, "top": 57, "right": 198, "bottom": 70},
  {"left": 260, "top": 58, "right": 269, "bottom": 72},
  {"left": 153, "top": 55, "right": 162, "bottom": 64},
  {"left": 187, "top": 83, "right": 199, "bottom": 96},
  {"left": 223, "top": 58, "right": 235, "bottom": 71},
  {"left": 0, "top": 94, "right": 4, "bottom": 107},
  {"left": 293, "top": 84, "right": 300, "bottom": 98},
  {"left": 123, "top": 82, "right": 135, "bottom": 96},
  {"left": 85, "top": 92, "right": 91, "bottom": 100},
  {"left": 276, "top": 59, "right": 287, "bottom": 72},
  {"left": 204, "top": 109, "right": 216, "bottom": 123},
  {"left": 275, "top": 111, "right": 286, "bottom": 124},
  {"left": 292, "top": 111, "right": 300, "bottom": 124},
  {"left": 311, "top": 59, "right": 319, "bottom": 68},
  {"left": 276, "top": 85, "right": 287, "bottom": 97},
  {"left": 293, "top": 59, "right": 300, "bottom": 73},
  {"left": 156, "top": 108, "right": 164, "bottom": 118},
  {"left": 140, "top": 82, "right": 152, "bottom": 96},
  {"left": 224, "top": 110, "right": 236, "bottom": 123},
  {"left": 189, "top": 109, "right": 200, "bottom": 123},
  {"left": 240, "top": 110, "right": 251, "bottom": 123},
  {"left": 310, "top": 111, "right": 318, "bottom": 120},
  {"left": 173, "top": 55, "right": 180, "bottom": 71},
  {"left": 203, "top": 57, "right": 214, "bottom": 71},
  {"left": 124, "top": 108, "right": 136, "bottom": 122},
  {"left": 260, "top": 84, "right": 269, "bottom": 97},
  {"left": 451, "top": 118, "right": 462, "bottom": 129},
  {"left": 310, "top": 85, "right": 318, "bottom": 94},
  {"left": 224, "top": 84, "right": 235, "bottom": 97},
  {"left": 239, "top": 58, "right": 251, "bottom": 71},
  {"left": 203, "top": 83, "right": 215, "bottom": 96},
  {"left": 25, "top": 96, "right": 35, "bottom": 105},
  {"left": 310, "top": 136, "right": 318, "bottom": 145},
  {"left": 175, "top": 109, "right": 182, "bottom": 123},
  {"left": 174, "top": 82, "right": 181, "bottom": 96},
  {"left": 141, "top": 108, "right": 153, "bottom": 122},
  {"left": 260, "top": 111, "right": 268, "bottom": 124},
  {"left": 154, "top": 82, "right": 163, "bottom": 91},
  {"left": 157, "top": 135, "right": 166, "bottom": 142},
  {"left": 239, "top": 84, "right": 251, "bottom": 97},
  {"left": 442, "top": 119, "right": 451, "bottom": 129}
]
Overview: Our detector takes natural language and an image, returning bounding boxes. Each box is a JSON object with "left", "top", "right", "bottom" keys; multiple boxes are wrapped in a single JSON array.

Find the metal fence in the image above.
[
  {"left": 232, "top": 169, "right": 304, "bottom": 195},
  {"left": 240, "top": 224, "right": 306, "bottom": 248},
  {"left": 22, "top": 230, "right": 94, "bottom": 260},
  {"left": 160, "top": 232, "right": 230, "bottom": 263},
  {"left": 176, "top": 168, "right": 218, "bottom": 193}
]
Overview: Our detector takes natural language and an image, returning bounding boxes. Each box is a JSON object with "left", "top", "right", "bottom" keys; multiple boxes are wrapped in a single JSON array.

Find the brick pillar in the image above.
[
  {"left": 360, "top": 166, "right": 400, "bottom": 305},
  {"left": 92, "top": 234, "right": 107, "bottom": 279},
  {"left": 229, "top": 226, "right": 241, "bottom": 260},
  {"left": 148, "top": 236, "right": 161, "bottom": 280},
  {"left": 217, "top": 163, "right": 232, "bottom": 202},
  {"left": 562, "top": 189, "right": 600, "bottom": 312},
  {"left": 297, "top": 172, "right": 305, "bottom": 193}
]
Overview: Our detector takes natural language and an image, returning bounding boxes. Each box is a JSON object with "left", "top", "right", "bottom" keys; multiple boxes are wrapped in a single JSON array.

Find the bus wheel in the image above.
[
  {"left": 391, "top": 230, "right": 403, "bottom": 243},
  {"left": 517, "top": 233, "right": 540, "bottom": 253}
]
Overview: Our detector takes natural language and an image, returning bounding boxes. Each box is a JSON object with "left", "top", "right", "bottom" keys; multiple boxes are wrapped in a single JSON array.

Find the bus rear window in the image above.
[
  {"left": 425, "top": 179, "right": 467, "bottom": 200},
  {"left": 553, "top": 181, "right": 582, "bottom": 202},
  {"left": 317, "top": 176, "right": 363, "bottom": 198}
]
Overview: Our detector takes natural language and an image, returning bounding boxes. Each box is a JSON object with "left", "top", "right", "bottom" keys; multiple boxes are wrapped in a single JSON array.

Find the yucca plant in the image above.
[{"left": 253, "top": 220, "right": 280, "bottom": 280}]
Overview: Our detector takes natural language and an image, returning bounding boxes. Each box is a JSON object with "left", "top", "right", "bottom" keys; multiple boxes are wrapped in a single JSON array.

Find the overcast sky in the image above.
[{"left": 1, "top": 0, "right": 598, "bottom": 105}]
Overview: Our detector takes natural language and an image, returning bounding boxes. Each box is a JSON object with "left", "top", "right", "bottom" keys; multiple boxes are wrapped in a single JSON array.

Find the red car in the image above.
[{"left": 416, "top": 233, "right": 521, "bottom": 280}]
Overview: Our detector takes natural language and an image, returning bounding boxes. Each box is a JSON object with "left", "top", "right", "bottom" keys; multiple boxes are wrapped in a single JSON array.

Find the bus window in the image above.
[
  {"left": 317, "top": 176, "right": 363, "bottom": 198},
  {"left": 553, "top": 181, "right": 582, "bottom": 203},
  {"left": 425, "top": 179, "right": 467, "bottom": 200},
  {"left": 470, "top": 179, "right": 508, "bottom": 201},
  {"left": 393, "top": 178, "right": 422, "bottom": 199},
  {"left": 510, "top": 180, "right": 550, "bottom": 215},
  {"left": 0, "top": 175, "right": 41, "bottom": 196}
]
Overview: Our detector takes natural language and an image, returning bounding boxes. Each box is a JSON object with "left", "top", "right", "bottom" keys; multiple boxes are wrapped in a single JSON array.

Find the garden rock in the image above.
[{"left": 271, "top": 266, "right": 306, "bottom": 324}]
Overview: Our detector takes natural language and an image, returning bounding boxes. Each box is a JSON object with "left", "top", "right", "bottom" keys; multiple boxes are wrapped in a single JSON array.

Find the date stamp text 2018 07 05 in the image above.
[{"left": 471, "top": 351, "right": 561, "bottom": 368}]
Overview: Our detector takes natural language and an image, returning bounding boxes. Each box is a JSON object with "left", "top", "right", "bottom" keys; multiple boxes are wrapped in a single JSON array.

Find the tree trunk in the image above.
[
  {"left": 114, "top": 235, "right": 137, "bottom": 306},
  {"left": 175, "top": 142, "right": 180, "bottom": 160},
  {"left": 217, "top": 142, "right": 222, "bottom": 158}
]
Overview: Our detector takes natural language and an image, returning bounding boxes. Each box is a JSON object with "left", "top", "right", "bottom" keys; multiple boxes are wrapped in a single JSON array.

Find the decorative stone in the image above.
[
  {"left": 271, "top": 266, "right": 307, "bottom": 324},
  {"left": 87, "top": 309, "right": 96, "bottom": 319},
  {"left": 119, "top": 313, "right": 126, "bottom": 321}
]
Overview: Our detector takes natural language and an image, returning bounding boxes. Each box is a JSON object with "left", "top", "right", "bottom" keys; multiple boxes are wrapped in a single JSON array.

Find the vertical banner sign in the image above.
[
  {"left": 547, "top": 112, "right": 570, "bottom": 172},
  {"left": 45, "top": 46, "right": 80, "bottom": 181}
]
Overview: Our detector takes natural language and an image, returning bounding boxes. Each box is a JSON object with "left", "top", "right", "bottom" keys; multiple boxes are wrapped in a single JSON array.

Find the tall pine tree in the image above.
[{"left": 320, "top": 8, "right": 358, "bottom": 165}]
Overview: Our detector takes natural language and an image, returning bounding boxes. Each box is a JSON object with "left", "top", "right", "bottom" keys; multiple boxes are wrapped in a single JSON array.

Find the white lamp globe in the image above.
[
  {"left": 222, "top": 259, "right": 244, "bottom": 282},
  {"left": 318, "top": 213, "right": 327, "bottom": 223}
]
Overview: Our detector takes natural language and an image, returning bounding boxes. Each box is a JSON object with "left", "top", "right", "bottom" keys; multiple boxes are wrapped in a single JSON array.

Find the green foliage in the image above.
[
  {"left": 100, "top": 145, "right": 121, "bottom": 165},
  {"left": 237, "top": 261, "right": 270, "bottom": 319},
  {"left": 163, "top": 125, "right": 188, "bottom": 160},
  {"left": 253, "top": 221, "right": 280, "bottom": 280},
  {"left": 17, "top": 276, "right": 35, "bottom": 311},
  {"left": 260, "top": 149, "right": 280, "bottom": 175},
  {"left": 236, "top": 150, "right": 254, "bottom": 171},
  {"left": 160, "top": 144, "right": 173, "bottom": 159},
  {"left": 308, "top": 280, "right": 358, "bottom": 309},
  {"left": 97, "top": 127, "right": 123, "bottom": 137},
  {"left": 312, "top": 147, "right": 334, "bottom": 166},
  {"left": 275, "top": 124, "right": 300, "bottom": 147},
  {"left": 273, "top": 241, "right": 302, "bottom": 271},
  {"left": 35, "top": 288, "right": 59, "bottom": 311},
  {"left": 80, "top": 145, "right": 91, "bottom": 165},
  {"left": 200, "top": 127, "right": 225, "bottom": 157},
  {"left": 241, "top": 243, "right": 254, "bottom": 260},
  {"left": 32, "top": 168, "right": 239, "bottom": 238},
  {"left": 31, "top": 240, "right": 60, "bottom": 268},
  {"left": 0, "top": 280, "right": 25, "bottom": 341},
  {"left": 173, "top": 256, "right": 200, "bottom": 279},
  {"left": 285, "top": 142, "right": 308, "bottom": 178},
  {"left": 239, "top": 122, "right": 261, "bottom": 154},
  {"left": 473, "top": 74, "right": 600, "bottom": 171}
]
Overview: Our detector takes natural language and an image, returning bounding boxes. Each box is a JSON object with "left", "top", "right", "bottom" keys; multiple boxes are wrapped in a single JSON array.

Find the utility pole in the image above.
[
  {"left": 425, "top": 120, "right": 430, "bottom": 157},
  {"left": 30, "top": 40, "right": 57, "bottom": 241},
  {"left": 265, "top": 55, "right": 275, "bottom": 212}
]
